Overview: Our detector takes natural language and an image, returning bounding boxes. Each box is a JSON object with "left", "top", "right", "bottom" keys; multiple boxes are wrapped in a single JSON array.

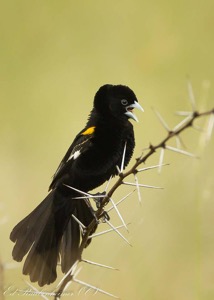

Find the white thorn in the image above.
[
  {"left": 73, "top": 266, "right": 82, "bottom": 278},
  {"left": 158, "top": 148, "right": 165, "bottom": 174},
  {"left": 61, "top": 281, "right": 72, "bottom": 293},
  {"left": 72, "top": 214, "right": 86, "bottom": 230},
  {"left": 177, "top": 135, "right": 187, "bottom": 149},
  {"left": 121, "top": 142, "right": 127, "bottom": 172},
  {"left": 64, "top": 184, "right": 92, "bottom": 198},
  {"left": 165, "top": 145, "right": 198, "bottom": 158},
  {"left": 137, "top": 163, "right": 169, "bottom": 173},
  {"left": 107, "top": 190, "right": 136, "bottom": 212},
  {"left": 105, "top": 175, "right": 113, "bottom": 192},
  {"left": 109, "top": 198, "right": 128, "bottom": 231},
  {"left": 139, "top": 184, "right": 163, "bottom": 189},
  {"left": 175, "top": 135, "right": 182, "bottom": 149},
  {"left": 206, "top": 113, "right": 214, "bottom": 141},
  {"left": 134, "top": 174, "right": 142, "bottom": 204},
  {"left": 175, "top": 111, "right": 192, "bottom": 116},
  {"left": 82, "top": 259, "right": 118, "bottom": 270},
  {"left": 88, "top": 224, "right": 127, "bottom": 239},
  {"left": 69, "top": 196, "right": 88, "bottom": 199},
  {"left": 73, "top": 278, "right": 119, "bottom": 299},
  {"left": 56, "top": 261, "right": 79, "bottom": 288},
  {"left": 173, "top": 114, "right": 193, "bottom": 131},
  {"left": 123, "top": 181, "right": 163, "bottom": 189},
  {"left": 72, "top": 194, "right": 106, "bottom": 200},
  {"left": 116, "top": 165, "right": 121, "bottom": 175},
  {"left": 105, "top": 219, "right": 132, "bottom": 246},
  {"left": 152, "top": 107, "right": 170, "bottom": 131},
  {"left": 187, "top": 79, "right": 196, "bottom": 111}
]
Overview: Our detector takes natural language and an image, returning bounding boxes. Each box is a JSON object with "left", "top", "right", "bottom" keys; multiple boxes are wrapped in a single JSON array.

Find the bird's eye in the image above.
[{"left": 121, "top": 99, "right": 128, "bottom": 106}]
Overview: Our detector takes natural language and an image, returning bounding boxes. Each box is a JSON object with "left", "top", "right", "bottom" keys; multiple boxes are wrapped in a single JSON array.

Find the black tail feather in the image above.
[
  {"left": 10, "top": 193, "right": 54, "bottom": 262},
  {"left": 60, "top": 211, "right": 80, "bottom": 274},
  {"left": 10, "top": 189, "right": 95, "bottom": 286}
]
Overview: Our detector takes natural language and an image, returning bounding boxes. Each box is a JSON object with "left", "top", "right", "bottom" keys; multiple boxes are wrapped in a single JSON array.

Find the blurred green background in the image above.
[{"left": 0, "top": 1, "right": 214, "bottom": 299}]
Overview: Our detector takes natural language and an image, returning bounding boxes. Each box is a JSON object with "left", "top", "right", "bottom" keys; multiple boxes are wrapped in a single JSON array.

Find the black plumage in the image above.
[{"left": 10, "top": 84, "right": 143, "bottom": 286}]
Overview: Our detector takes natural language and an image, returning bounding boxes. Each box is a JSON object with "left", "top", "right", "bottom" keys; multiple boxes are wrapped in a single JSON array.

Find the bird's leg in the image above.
[
  {"left": 100, "top": 211, "right": 110, "bottom": 222},
  {"left": 90, "top": 191, "right": 107, "bottom": 208},
  {"left": 90, "top": 191, "right": 111, "bottom": 221},
  {"left": 82, "top": 197, "right": 100, "bottom": 224}
]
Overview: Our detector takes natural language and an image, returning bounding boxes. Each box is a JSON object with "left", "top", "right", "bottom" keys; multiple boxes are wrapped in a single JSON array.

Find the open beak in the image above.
[{"left": 124, "top": 101, "right": 144, "bottom": 122}]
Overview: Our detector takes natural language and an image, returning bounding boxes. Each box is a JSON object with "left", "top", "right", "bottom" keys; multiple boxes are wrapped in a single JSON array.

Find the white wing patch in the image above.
[
  {"left": 68, "top": 149, "right": 81, "bottom": 161},
  {"left": 51, "top": 134, "right": 93, "bottom": 188}
]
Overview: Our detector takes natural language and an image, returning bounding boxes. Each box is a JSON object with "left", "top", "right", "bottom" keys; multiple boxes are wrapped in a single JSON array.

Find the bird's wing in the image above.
[{"left": 49, "top": 126, "right": 96, "bottom": 190}]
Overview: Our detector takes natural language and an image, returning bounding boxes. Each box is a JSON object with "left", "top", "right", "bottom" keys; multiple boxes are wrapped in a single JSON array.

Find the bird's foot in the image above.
[
  {"left": 91, "top": 191, "right": 107, "bottom": 208},
  {"left": 87, "top": 192, "right": 111, "bottom": 223},
  {"left": 101, "top": 211, "right": 110, "bottom": 221}
]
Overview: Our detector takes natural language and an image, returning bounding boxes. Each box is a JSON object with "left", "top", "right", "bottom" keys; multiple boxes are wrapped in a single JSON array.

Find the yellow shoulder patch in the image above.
[{"left": 82, "top": 126, "right": 96, "bottom": 136}]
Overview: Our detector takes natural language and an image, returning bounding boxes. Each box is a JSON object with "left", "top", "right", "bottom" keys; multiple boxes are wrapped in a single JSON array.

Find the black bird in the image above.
[{"left": 10, "top": 84, "right": 143, "bottom": 286}]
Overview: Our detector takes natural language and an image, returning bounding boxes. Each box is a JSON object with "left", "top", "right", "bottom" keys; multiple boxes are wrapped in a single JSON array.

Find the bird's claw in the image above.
[
  {"left": 101, "top": 211, "right": 110, "bottom": 222},
  {"left": 91, "top": 191, "right": 107, "bottom": 208}
]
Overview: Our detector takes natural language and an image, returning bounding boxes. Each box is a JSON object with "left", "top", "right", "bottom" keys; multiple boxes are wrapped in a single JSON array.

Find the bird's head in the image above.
[{"left": 94, "top": 84, "right": 144, "bottom": 122}]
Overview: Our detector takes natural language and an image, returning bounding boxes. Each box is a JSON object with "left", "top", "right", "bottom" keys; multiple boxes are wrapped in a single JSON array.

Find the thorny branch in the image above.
[{"left": 54, "top": 107, "right": 214, "bottom": 299}]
